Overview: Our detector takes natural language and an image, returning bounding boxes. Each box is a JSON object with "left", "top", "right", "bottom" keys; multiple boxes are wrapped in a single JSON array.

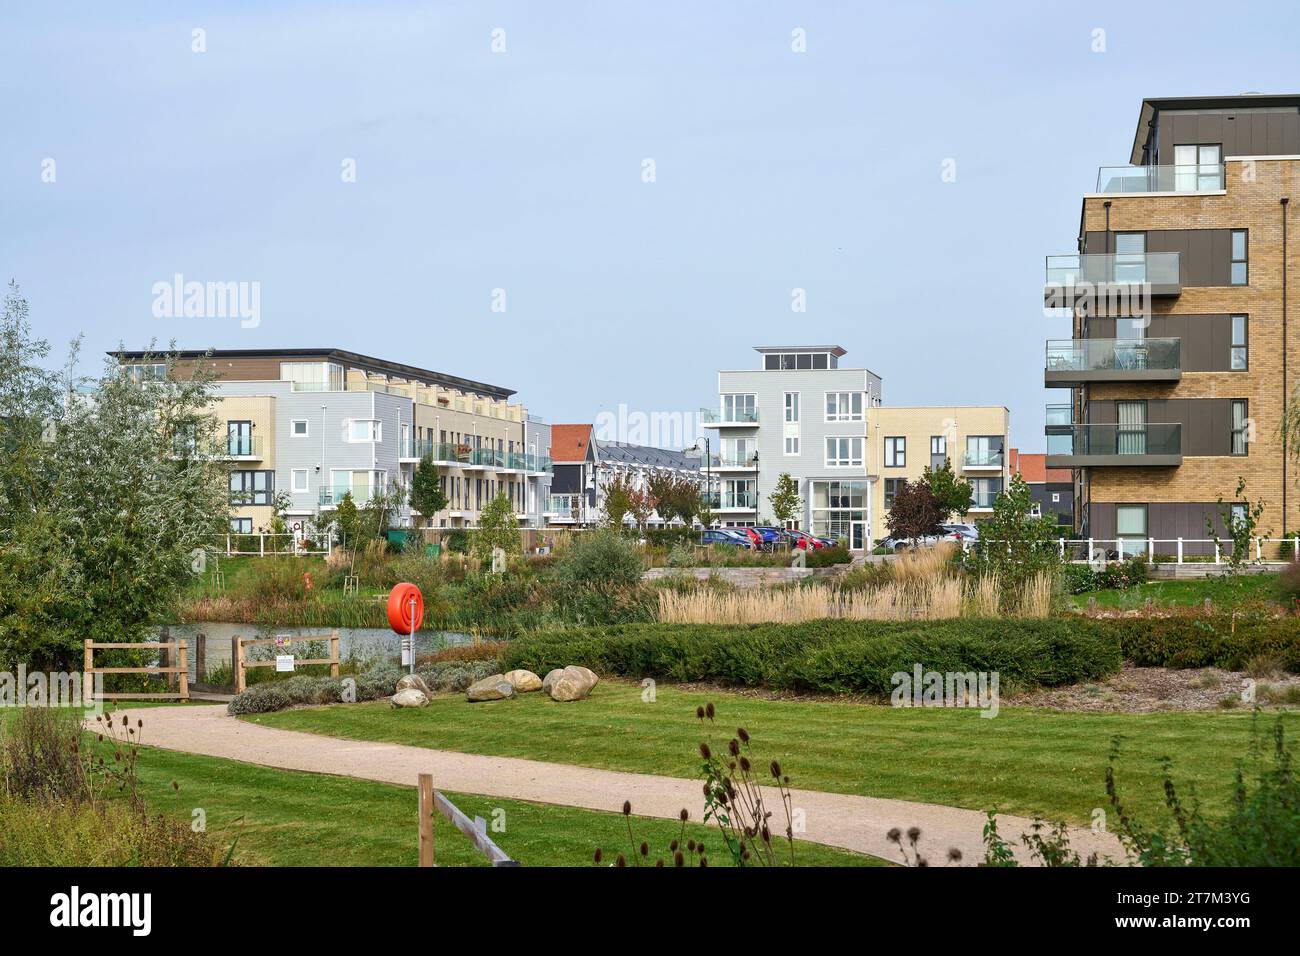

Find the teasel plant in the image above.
[{"left": 593, "top": 803, "right": 710, "bottom": 867}]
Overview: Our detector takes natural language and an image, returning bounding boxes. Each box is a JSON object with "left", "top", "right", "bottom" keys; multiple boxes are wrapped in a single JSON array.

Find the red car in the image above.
[{"left": 784, "top": 529, "right": 825, "bottom": 550}]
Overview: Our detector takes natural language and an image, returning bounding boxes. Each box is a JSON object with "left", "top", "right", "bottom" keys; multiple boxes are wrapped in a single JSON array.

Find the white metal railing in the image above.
[
  {"left": 961, "top": 537, "right": 1298, "bottom": 565},
  {"left": 212, "top": 532, "right": 333, "bottom": 557}
]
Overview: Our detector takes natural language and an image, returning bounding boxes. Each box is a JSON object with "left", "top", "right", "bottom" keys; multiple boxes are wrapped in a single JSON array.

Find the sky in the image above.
[{"left": 4, "top": 0, "right": 1300, "bottom": 453}]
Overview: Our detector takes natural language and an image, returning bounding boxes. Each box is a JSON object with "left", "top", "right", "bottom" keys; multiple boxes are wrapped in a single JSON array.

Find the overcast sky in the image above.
[{"left": 5, "top": 0, "right": 1299, "bottom": 452}]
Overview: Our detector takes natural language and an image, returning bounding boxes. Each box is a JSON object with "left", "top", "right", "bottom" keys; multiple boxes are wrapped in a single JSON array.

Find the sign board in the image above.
[{"left": 276, "top": 654, "right": 295, "bottom": 672}]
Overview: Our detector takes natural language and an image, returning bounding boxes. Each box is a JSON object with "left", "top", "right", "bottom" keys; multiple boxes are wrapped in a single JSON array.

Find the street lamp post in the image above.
[
  {"left": 684, "top": 437, "right": 711, "bottom": 526},
  {"left": 752, "top": 450, "right": 760, "bottom": 525}
]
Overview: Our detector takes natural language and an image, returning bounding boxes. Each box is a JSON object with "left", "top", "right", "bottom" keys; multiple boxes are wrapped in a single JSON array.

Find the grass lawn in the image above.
[
  {"left": 126, "top": 744, "right": 880, "bottom": 866},
  {"left": 249, "top": 681, "right": 1299, "bottom": 826},
  {"left": 1066, "top": 572, "right": 1284, "bottom": 610}
]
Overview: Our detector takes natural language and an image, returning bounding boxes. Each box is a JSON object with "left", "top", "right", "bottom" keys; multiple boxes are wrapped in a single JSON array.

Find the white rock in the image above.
[
  {"left": 396, "top": 674, "right": 432, "bottom": 696},
  {"left": 391, "top": 688, "right": 429, "bottom": 708},
  {"left": 466, "top": 674, "right": 517, "bottom": 702},
  {"left": 504, "top": 669, "right": 542, "bottom": 693}
]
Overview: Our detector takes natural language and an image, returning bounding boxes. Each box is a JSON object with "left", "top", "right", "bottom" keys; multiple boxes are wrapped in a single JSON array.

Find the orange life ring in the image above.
[{"left": 387, "top": 582, "right": 424, "bottom": 634}]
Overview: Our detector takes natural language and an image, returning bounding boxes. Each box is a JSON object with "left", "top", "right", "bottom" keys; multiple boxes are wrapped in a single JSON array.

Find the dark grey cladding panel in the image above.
[
  {"left": 1083, "top": 313, "right": 1236, "bottom": 371},
  {"left": 1085, "top": 397, "right": 1243, "bottom": 456},
  {"left": 1088, "top": 501, "right": 1237, "bottom": 554},
  {"left": 1160, "top": 108, "right": 1300, "bottom": 160},
  {"left": 549, "top": 463, "right": 584, "bottom": 495},
  {"left": 1082, "top": 229, "right": 1233, "bottom": 287}
]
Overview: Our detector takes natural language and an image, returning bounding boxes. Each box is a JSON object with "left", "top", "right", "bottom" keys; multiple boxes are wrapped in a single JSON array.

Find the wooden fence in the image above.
[
  {"left": 234, "top": 631, "right": 340, "bottom": 694},
  {"left": 418, "top": 773, "right": 518, "bottom": 867},
  {"left": 83, "top": 640, "right": 189, "bottom": 702}
]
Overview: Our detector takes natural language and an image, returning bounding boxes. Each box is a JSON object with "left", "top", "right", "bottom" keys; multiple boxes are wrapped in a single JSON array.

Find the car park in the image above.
[{"left": 701, "top": 528, "right": 753, "bottom": 549}]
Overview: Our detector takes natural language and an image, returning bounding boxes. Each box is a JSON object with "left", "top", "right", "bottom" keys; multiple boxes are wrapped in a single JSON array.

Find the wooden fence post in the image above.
[
  {"left": 234, "top": 636, "right": 246, "bottom": 694},
  {"left": 178, "top": 641, "right": 189, "bottom": 700},
  {"left": 195, "top": 633, "right": 206, "bottom": 683},
  {"left": 418, "top": 773, "right": 435, "bottom": 867},
  {"left": 330, "top": 630, "right": 340, "bottom": 679},
  {"left": 160, "top": 628, "right": 174, "bottom": 692},
  {"left": 83, "top": 639, "right": 94, "bottom": 703}
]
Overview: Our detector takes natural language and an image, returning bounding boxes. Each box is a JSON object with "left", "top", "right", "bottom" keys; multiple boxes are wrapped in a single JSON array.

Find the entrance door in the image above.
[{"left": 850, "top": 520, "right": 866, "bottom": 552}]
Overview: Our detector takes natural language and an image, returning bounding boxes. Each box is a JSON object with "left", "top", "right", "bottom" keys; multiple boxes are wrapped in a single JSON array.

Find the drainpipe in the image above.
[{"left": 1284, "top": 196, "right": 1290, "bottom": 537}]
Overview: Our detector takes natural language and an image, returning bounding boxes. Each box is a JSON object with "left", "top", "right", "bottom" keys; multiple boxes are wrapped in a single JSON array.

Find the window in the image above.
[
  {"left": 1114, "top": 232, "right": 1146, "bottom": 283},
  {"left": 123, "top": 363, "right": 166, "bottom": 383},
  {"left": 824, "top": 392, "right": 864, "bottom": 422},
  {"left": 965, "top": 435, "right": 1004, "bottom": 467},
  {"left": 291, "top": 419, "right": 309, "bottom": 437},
  {"left": 825, "top": 437, "right": 863, "bottom": 468},
  {"left": 1231, "top": 230, "right": 1248, "bottom": 285},
  {"left": 229, "top": 518, "right": 252, "bottom": 534},
  {"left": 884, "top": 436, "right": 906, "bottom": 468},
  {"left": 765, "top": 352, "right": 830, "bottom": 370},
  {"left": 280, "top": 361, "right": 344, "bottom": 392},
  {"left": 1116, "top": 401, "right": 1147, "bottom": 455},
  {"left": 348, "top": 419, "right": 381, "bottom": 442},
  {"left": 1230, "top": 503, "right": 1248, "bottom": 531},
  {"left": 1231, "top": 315, "right": 1247, "bottom": 370},
  {"left": 1231, "top": 400, "right": 1248, "bottom": 456},
  {"left": 884, "top": 478, "right": 904, "bottom": 509},
  {"left": 1051, "top": 492, "right": 1061, "bottom": 503},
  {"left": 227, "top": 421, "right": 253, "bottom": 456},
  {"left": 784, "top": 436, "right": 800, "bottom": 456},
  {"left": 784, "top": 392, "right": 800, "bottom": 423},
  {"left": 1173, "top": 144, "right": 1222, "bottom": 191},
  {"left": 721, "top": 394, "right": 756, "bottom": 423},
  {"left": 930, "top": 436, "right": 946, "bottom": 469},
  {"left": 1115, "top": 504, "right": 1148, "bottom": 550},
  {"left": 970, "top": 477, "right": 1003, "bottom": 509},
  {"left": 230, "top": 470, "right": 273, "bottom": 506},
  {"left": 291, "top": 469, "right": 309, "bottom": 493}
]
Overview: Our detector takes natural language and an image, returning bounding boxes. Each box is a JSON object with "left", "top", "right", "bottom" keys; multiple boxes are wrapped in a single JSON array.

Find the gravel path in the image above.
[{"left": 103, "top": 703, "right": 1126, "bottom": 866}]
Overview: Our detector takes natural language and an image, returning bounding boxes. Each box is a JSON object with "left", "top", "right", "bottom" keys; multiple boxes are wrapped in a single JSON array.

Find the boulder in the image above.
[
  {"left": 546, "top": 665, "right": 600, "bottom": 702},
  {"left": 396, "top": 674, "right": 432, "bottom": 696},
  {"left": 390, "top": 688, "right": 429, "bottom": 708},
  {"left": 542, "top": 668, "right": 565, "bottom": 694},
  {"left": 466, "top": 674, "right": 517, "bottom": 702},
  {"left": 503, "top": 669, "right": 542, "bottom": 693}
]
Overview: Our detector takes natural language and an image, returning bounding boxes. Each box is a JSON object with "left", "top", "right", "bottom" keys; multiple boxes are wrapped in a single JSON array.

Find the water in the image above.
[{"left": 155, "top": 623, "right": 477, "bottom": 682}]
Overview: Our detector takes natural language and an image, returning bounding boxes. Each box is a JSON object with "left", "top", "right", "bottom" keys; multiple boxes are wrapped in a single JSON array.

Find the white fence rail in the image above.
[
  {"left": 208, "top": 532, "right": 333, "bottom": 557},
  {"left": 963, "top": 537, "right": 1297, "bottom": 565}
]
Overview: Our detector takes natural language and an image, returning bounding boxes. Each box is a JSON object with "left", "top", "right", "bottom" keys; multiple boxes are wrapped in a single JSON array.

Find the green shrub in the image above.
[
  {"left": 249, "top": 556, "right": 311, "bottom": 601},
  {"left": 555, "top": 530, "right": 644, "bottom": 588},
  {"left": 643, "top": 527, "right": 697, "bottom": 549},
  {"left": 445, "top": 530, "right": 470, "bottom": 554},
  {"left": 1109, "top": 614, "right": 1300, "bottom": 671},
  {"left": 500, "top": 618, "right": 1122, "bottom": 695},
  {"left": 667, "top": 543, "right": 695, "bottom": 568},
  {"left": 806, "top": 546, "right": 852, "bottom": 568},
  {"left": 225, "top": 659, "right": 498, "bottom": 714}
]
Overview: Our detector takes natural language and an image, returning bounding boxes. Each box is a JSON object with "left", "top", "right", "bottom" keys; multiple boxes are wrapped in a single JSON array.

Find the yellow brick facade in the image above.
[
  {"left": 212, "top": 394, "right": 277, "bottom": 531},
  {"left": 1078, "top": 157, "right": 1300, "bottom": 538}
]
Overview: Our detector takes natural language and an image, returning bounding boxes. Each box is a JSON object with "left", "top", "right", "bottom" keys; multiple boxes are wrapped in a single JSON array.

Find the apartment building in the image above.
[
  {"left": 702, "top": 346, "right": 1009, "bottom": 549},
  {"left": 1043, "top": 94, "right": 1300, "bottom": 551},
  {"left": 871, "top": 406, "right": 1010, "bottom": 541},
  {"left": 1009, "top": 448, "right": 1073, "bottom": 528},
  {"left": 116, "top": 349, "right": 551, "bottom": 534},
  {"left": 545, "top": 424, "right": 704, "bottom": 527}
]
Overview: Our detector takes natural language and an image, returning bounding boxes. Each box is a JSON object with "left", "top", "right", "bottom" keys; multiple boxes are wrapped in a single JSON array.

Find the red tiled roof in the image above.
[
  {"left": 1010, "top": 449, "right": 1071, "bottom": 485},
  {"left": 551, "top": 424, "right": 592, "bottom": 463}
]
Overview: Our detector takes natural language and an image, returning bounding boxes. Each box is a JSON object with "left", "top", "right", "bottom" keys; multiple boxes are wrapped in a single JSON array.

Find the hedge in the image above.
[
  {"left": 498, "top": 619, "right": 1124, "bottom": 696},
  {"left": 1108, "top": 614, "right": 1300, "bottom": 671}
]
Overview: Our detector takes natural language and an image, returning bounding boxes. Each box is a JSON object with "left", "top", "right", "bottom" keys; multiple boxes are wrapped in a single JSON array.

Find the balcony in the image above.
[
  {"left": 706, "top": 452, "right": 759, "bottom": 470},
  {"left": 1095, "top": 163, "right": 1225, "bottom": 195},
  {"left": 399, "top": 437, "right": 431, "bottom": 463},
  {"left": 700, "top": 407, "right": 759, "bottom": 427},
  {"left": 703, "top": 491, "right": 757, "bottom": 510},
  {"left": 961, "top": 449, "right": 1004, "bottom": 471},
  {"left": 1044, "top": 423, "right": 1182, "bottom": 468},
  {"left": 1044, "top": 252, "right": 1181, "bottom": 304},
  {"left": 1044, "top": 337, "right": 1181, "bottom": 387},
  {"left": 319, "top": 485, "right": 373, "bottom": 507},
  {"left": 546, "top": 494, "right": 582, "bottom": 518}
]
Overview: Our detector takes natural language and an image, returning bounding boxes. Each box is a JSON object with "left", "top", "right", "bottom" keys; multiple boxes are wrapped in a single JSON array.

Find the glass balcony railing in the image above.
[
  {"left": 1045, "top": 337, "right": 1181, "bottom": 374},
  {"left": 1095, "top": 163, "right": 1224, "bottom": 194},
  {"left": 224, "top": 434, "right": 262, "bottom": 457},
  {"left": 319, "top": 485, "right": 372, "bottom": 506},
  {"left": 971, "top": 485, "right": 1001, "bottom": 509},
  {"left": 703, "top": 491, "right": 757, "bottom": 509},
  {"left": 1045, "top": 252, "right": 1181, "bottom": 288},
  {"left": 700, "top": 407, "right": 759, "bottom": 425},
  {"left": 1047, "top": 424, "right": 1182, "bottom": 458},
  {"left": 708, "top": 452, "right": 759, "bottom": 468},
  {"left": 962, "top": 449, "right": 1004, "bottom": 468},
  {"left": 546, "top": 494, "right": 582, "bottom": 515},
  {"left": 1045, "top": 404, "right": 1073, "bottom": 427},
  {"left": 472, "top": 448, "right": 505, "bottom": 468}
]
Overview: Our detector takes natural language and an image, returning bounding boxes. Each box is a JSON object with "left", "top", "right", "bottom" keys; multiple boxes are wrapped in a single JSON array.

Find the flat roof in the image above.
[
  {"left": 1130, "top": 93, "right": 1300, "bottom": 164},
  {"left": 754, "top": 345, "right": 847, "bottom": 356},
  {"left": 112, "top": 347, "right": 516, "bottom": 400}
]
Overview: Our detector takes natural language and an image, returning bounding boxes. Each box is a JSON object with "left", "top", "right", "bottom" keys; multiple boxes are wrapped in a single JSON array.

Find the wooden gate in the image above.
[
  {"left": 234, "top": 631, "right": 340, "bottom": 694},
  {"left": 83, "top": 640, "right": 189, "bottom": 701}
]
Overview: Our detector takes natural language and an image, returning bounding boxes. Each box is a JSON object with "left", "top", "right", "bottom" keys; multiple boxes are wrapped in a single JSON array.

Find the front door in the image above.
[{"left": 850, "top": 521, "right": 865, "bottom": 552}]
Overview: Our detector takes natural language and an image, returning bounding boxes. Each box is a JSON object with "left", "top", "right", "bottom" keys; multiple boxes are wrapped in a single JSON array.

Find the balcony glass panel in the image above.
[
  {"left": 1095, "top": 164, "right": 1224, "bottom": 194},
  {"left": 1045, "top": 337, "right": 1180, "bottom": 373},
  {"left": 1045, "top": 252, "right": 1180, "bottom": 288},
  {"left": 1049, "top": 424, "right": 1181, "bottom": 457}
]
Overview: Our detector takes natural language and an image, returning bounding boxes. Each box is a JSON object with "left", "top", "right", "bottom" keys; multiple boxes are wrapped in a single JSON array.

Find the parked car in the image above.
[
  {"left": 784, "top": 529, "right": 826, "bottom": 550},
  {"left": 701, "top": 528, "right": 752, "bottom": 549},
  {"left": 747, "top": 527, "right": 783, "bottom": 551},
  {"left": 940, "top": 523, "right": 979, "bottom": 542}
]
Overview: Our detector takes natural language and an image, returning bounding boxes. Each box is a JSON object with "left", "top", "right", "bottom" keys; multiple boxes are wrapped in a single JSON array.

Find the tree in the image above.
[
  {"left": 628, "top": 485, "right": 658, "bottom": 532},
  {"left": 601, "top": 472, "right": 634, "bottom": 528},
  {"left": 1207, "top": 476, "right": 1267, "bottom": 571},
  {"left": 0, "top": 283, "right": 231, "bottom": 669},
  {"left": 334, "top": 492, "right": 361, "bottom": 548},
  {"left": 964, "top": 473, "right": 1060, "bottom": 592},
  {"left": 472, "top": 490, "right": 521, "bottom": 560},
  {"left": 409, "top": 454, "right": 448, "bottom": 527},
  {"left": 768, "top": 473, "right": 801, "bottom": 526},
  {"left": 923, "top": 458, "right": 974, "bottom": 520},
  {"left": 646, "top": 469, "right": 678, "bottom": 525},
  {"left": 884, "top": 480, "right": 945, "bottom": 544}
]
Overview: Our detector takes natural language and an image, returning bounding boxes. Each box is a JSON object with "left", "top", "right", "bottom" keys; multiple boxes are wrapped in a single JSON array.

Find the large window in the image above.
[
  {"left": 123, "top": 363, "right": 166, "bottom": 383},
  {"left": 809, "top": 480, "right": 867, "bottom": 541},
  {"left": 824, "top": 392, "right": 864, "bottom": 422},
  {"left": 229, "top": 517, "right": 252, "bottom": 534},
  {"left": 348, "top": 419, "right": 381, "bottom": 442},
  {"left": 280, "top": 361, "right": 344, "bottom": 392},
  {"left": 884, "top": 436, "right": 906, "bottom": 468},
  {"left": 930, "top": 436, "right": 946, "bottom": 469},
  {"left": 1231, "top": 315, "right": 1248, "bottom": 370},
  {"left": 964, "top": 435, "right": 1004, "bottom": 467},
  {"left": 227, "top": 421, "right": 253, "bottom": 456},
  {"left": 1231, "top": 230, "right": 1248, "bottom": 285},
  {"left": 970, "top": 477, "right": 1002, "bottom": 509},
  {"left": 230, "top": 470, "right": 273, "bottom": 506},
  {"left": 291, "top": 469, "right": 309, "bottom": 493},
  {"left": 1116, "top": 504, "right": 1148, "bottom": 552},
  {"left": 825, "top": 437, "right": 863, "bottom": 468},
  {"left": 1116, "top": 401, "right": 1147, "bottom": 455},
  {"left": 784, "top": 392, "right": 800, "bottom": 422},
  {"left": 1114, "top": 232, "right": 1147, "bottom": 283},
  {"left": 765, "top": 352, "right": 831, "bottom": 370},
  {"left": 784, "top": 436, "right": 800, "bottom": 456},
  {"left": 1231, "top": 400, "right": 1248, "bottom": 456},
  {"left": 721, "top": 394, "right": 756, "bottom": 423},
  {"left": 1173, "top": 143, "right": 1222, "bottom": 191}
]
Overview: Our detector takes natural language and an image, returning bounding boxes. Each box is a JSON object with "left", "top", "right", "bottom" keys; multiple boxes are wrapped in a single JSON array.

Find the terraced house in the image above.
[
  {"left": 116, "top": 349, "right": 552, "bottom": 536},
  {"left": 1044, "top": 94, "right": 1300, "bottom": 551}
]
